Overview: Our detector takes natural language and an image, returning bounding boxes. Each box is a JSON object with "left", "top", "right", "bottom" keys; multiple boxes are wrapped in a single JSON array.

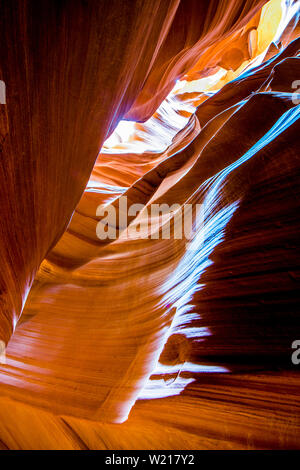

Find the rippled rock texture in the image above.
[{"left": 0, "top": 0, "right": 300, "bottom": 449}]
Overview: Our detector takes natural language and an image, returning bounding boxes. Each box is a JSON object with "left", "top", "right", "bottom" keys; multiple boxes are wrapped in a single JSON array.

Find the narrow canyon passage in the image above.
[{"left": 0, "top": 0, "right": 299, "bottom": 450}]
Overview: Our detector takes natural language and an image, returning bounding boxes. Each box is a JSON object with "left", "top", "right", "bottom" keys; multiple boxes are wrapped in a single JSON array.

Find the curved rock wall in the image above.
[{"left": 0, "top": 0, "right": 299, "bottom": 449}]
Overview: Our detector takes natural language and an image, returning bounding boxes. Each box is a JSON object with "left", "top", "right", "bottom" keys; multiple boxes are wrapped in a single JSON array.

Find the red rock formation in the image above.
[{"left": 0, "top": 0, "right": 299, "bottom": 449}]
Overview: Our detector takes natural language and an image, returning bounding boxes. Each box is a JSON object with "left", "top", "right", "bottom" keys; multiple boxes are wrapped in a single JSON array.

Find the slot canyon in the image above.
[{"left": 0, "top": 0, "right": 300, "bottom": 450}]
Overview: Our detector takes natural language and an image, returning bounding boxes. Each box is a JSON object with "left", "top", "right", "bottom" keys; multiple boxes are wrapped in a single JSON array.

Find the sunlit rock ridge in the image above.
[{"left": 0, "top": 0, "right": 300, "bottom": 449}]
